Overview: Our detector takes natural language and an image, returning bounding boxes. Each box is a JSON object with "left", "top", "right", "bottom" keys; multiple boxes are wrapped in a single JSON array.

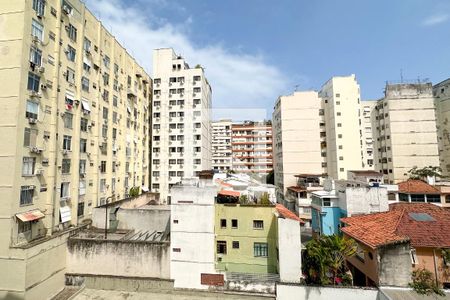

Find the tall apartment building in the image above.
[
  {"left": 151, "top": 48, "right": 212, "bottom": 203},
  {"left": 212, "top": 119, "right": 232, "bottom": 172},
  {"left": 360, "top": 100, "right": 377, "bottom": 169},
  {"left": 319, "top": 74, "right": 364, "bottom": 180},
  {"left": 0, "top": 0, "right": 151, "bottom": 298},
  {"left": 372, "top": 82, "right": 439, "bottom": 183},
  {"left": 434, "top": 78, "right": 450, "bottom": 176},
  {"left": 272, "top": 91, "right": 324, "bottom": 202},
  {"left": 231, "top": 121, "right": 273, "bottom": 174}
]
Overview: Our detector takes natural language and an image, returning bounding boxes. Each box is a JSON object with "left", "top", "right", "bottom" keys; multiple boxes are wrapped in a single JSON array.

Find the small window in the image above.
[
  {"left": 220, "top": 219, "right": 227, "bottom": 228},
  {"left": 253, "top": 220, "right": 264, "bottom": 229},
  {"left": 254, "top": 243, "right": 268, "bottom": 257},
  {"left": 232, "top": 241, "right": 240, "bottom": 249},
  {"left": 231, "top": 219, "right": 238, "bottom": 228},
  {"left": 410, "top": 248, "right": 418, "bottom": 265},
  {"left": 77, "top": 202, "right": 85, "bottom": 217},
  {"left": 20, "top": 185, "right": 34, "bottom": 205},
  {"left": 217, "top": 241, "right": 227, "bottom": 254}
]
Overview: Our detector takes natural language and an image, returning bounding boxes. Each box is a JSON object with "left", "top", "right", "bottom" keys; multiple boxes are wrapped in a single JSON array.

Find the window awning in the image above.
[
  {"left": 16, "top": 210, "right": 45, "bottom": 222},
  {"left": 83, "top": 56, "right": 92, "bottom": 67},
  {"left": 81, "top": 100, "right": 91, "bottom": 112},
  {"left": 127, "top": 106, "right": 131, "bottom": 114},
  {"left": 65, "top": 90, "right": 75, "bottom": 100},
  {"left": 60, "top": 206, "right": 71, "bottom": 223}
]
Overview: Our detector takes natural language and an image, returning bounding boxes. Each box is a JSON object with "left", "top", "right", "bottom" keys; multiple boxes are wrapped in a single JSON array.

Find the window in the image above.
[
  {"left": 31, "top": 19, "right": 43, "bottom": 41},
  {"left": 411, "top": 194, "right": 425, "bottom": 202},
  {"left": 103, "top": 73, "right": 109, "bottom": 86},
  {"left": 81, "top": 77, "right": 89, "bottom": 92},
  {"left": 217, "top": 241, "right": 227, "bottom": 254},
  {"left": 66, "top": 45, "right": 76, "bottom": 62},
  {"left": 22, "top": 157, "right": 36, "bottom": 176},
  {"left": 232, "top": 241, "right": 240, "bottom": 249},
  {"left": 80, "top": 138, "right": 87, "bottom": 153},
  {"left": 152, "top": 183, "right": 160, "bottom": 189},
  {"left": 79, "top": 160, "right": 86, "bottom": 174},
  {"left": 61, "top": 158, "right": 71, "bottom": 174},
  {"left": 63, "top": 113, "right": 73, "bottom": 129},
  {"left": 323, "top": 198, "right": 331, "bottom": 206},
  {"left": 66, "top": 24, "right": 77, "bottom": 41},
  {"left": 410, "top": 248, "right": 418, "bottom": 265},
  {"left": 100, "top": 179, "right": 107, "bottom": 193},
  {"left": 60, "top": 182, "right": 70, "bottom": 199},
  {"left": 66, "top": 67, "right": 75, "bottom": 83},
  {"left": 113, "top": 96, "right": 118, "bottom": 107},
  {"left": 111, "top": 178, "right": 116, "bottom": 192},
  {"left": 63, "top": 135, "right": 72, "bottom": 150},
  {"left": 356, "top": 245, "right": 365, "bottom": 262},
  {"left": 26, "top": 100, "right": 39, "bottom": 119},
  {"left": 80, "top": 118, "right": 88, "bottom": 132},
  {"left": 27, "top": 72, "right": 40, "bottom": 92},
  {"left": 232, "top": 219, "right": 238, "bottom": 228},
  {"left": 79, "top": 180, "right": 86, "bottom": 195},
  {"left": 20, "top": 186, "right": 34, "bottom": 205},
  {"left": 30, "top": 46, "right": 42, "bottom": 66},
  {"left": 254, "top": 243, "right": 268, "bottom": 257},
  {"left": 77, "top": 202, "right": 85, "bottom": 217},
  {"left": 103, "top": 55, "right": 110, "bottom": 68},
  {"left": 24, "top": 128, "right": 38, "bottom": 147},
  {"left": 100, "top": 161, "right": 106, "bottom": 173},
  {"left": 32, "top": 0, "right": 45, "bottom": 16},
  {"left": 338, "top": 134, "right": 343, "bottom": 138},
  {"left": 193, "top": 87, "right": 201, "bottom": 93},
  {"left": 102, "top": 107, "right": 108, "bottom": 119},
  {"left": 337, "top": 123, "right": 342, "bottom": 127},
  {"left": 253, "top": 220, "right": 264, "bottom": 229},
  {"left": 83, "top": 37, "right": 91, "bottom": 52},
  {"left": 18, "top": 221, "right": 31, "bottom": 233},
  {"left": 193, "top": 75, "right": 201, "bottom": 81},
  {"left": 339, "top": 156, "right": 344, "bottom": 161},
  {"left": 102, "top": 125, "right": 108, "bottom": 138},
  {"left": 220, "top": 219, "right": 227, "bottom": 228},
  {"left": 426, "top": 194, "right": 440, "bottom": 203}
]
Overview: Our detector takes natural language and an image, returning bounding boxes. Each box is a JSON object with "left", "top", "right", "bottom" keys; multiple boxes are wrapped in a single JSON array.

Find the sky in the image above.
[{"left": 85, "top": 0, "right": 450, "bottom": 119}]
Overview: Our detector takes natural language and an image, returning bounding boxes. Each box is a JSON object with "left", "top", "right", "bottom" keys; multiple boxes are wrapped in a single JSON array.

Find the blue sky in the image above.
[{"left": 87, "top": 0, "right": 450, "bottom": 119}]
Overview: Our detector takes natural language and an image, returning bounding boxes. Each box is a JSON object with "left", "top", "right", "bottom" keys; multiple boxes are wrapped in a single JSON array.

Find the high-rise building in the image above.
[
  {"left": 372, "top": 82, "right": 439, "bottom": 183},
  {"left": 0, "top": 0, "right": 151, "bottom": 298},
  {"left": 212, "top": 119, "right": 232, "bottom": 172},
  {"left": 231, "top": 121, "right": 273, "bottom": 174},
  {"left": 272, "top": 91, "right": 324, "bottom": 205},
  {"left": 434, "top": 78, "right": 450, "bottom": 176},
  {"left": 151, "top": 48, "right": 212, "bottom": 203},
  {"left": 319, "top": 74, "right": 364, "bottom": 179},
  {"left": 360, "top": 100, "right": 377, "bottom": 169}
]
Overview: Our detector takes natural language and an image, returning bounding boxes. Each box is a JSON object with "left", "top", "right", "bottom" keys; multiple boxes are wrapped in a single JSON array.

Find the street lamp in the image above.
[{"left": 104, "top": 195, "right": 115, "bottom": 239}]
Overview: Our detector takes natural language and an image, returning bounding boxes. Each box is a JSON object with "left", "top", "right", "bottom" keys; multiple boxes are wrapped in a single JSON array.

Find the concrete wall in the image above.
[
  {"left": 378, "top": 243, "right": 411, "bottom": 287},
  {"left": 337, "top": 185, "right": 389, "bottom": 216},
  {"left": 276, "top": 283, "right": 379, "bottom": 300},
  {"left": 67, "top": 238, "right": 170, "bottom": 279},
  {"left": 277, "top": 217, "right": 302, "bottom": 283}
]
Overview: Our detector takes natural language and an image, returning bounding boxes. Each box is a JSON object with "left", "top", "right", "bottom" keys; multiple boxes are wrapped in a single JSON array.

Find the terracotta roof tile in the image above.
[
  {"left": 397, "top": 179, "right": 441, "bottom": 194},
  {"left": 341, "top": 203, "right": 450, "bottom": 249},
  {"left": 275, "top": 204, "right": 304, "bottom": 223},
  {"left": 287, "top": 186, "right": 307, "bottom": 193},
  {"left": 218, "top": 189, "right": 240, "bottom": 197}
]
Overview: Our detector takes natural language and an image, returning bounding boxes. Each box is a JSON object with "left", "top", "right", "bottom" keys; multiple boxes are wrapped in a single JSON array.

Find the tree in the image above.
[
  {"left": 409, "top": 268, "right": 445, "bottom": 296},
  {"left": 302, "top": 235, "right": 357, "bottom": 286},
  {"left": 260, "top": 192, "right": 271, "bottom": 205},
  {"left": 239, "top": 194, "right": 249, "bottom": 205},
  {"left": 129, "top": 186, "right": 140, "bottom": 197},
  {"left": 407, "top": 166, "right": 443, "bottom": 180}
]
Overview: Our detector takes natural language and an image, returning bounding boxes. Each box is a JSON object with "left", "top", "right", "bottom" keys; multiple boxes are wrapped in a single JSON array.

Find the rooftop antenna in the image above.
[
  {"left": 400, "top": 68, "right": 403, "bottom": 83},
  {"left": 294, "top": 84, "right": 300, "bottom": 92}
]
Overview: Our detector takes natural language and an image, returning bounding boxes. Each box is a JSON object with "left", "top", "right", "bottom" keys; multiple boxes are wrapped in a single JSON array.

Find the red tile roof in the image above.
[
  {"left": 218, "top": 189, "right": 240, "bottom": 197},
  {"left": 348, "top": 170, "right": 383, "bottom": 176},
  {"left": 275, "top": 204, "right": 304, "bottom": 223},
  {"left": 397, "top": 179, "right": 441, "bottom": 194},
  {"left": 287, "top": 186, "right": 307, "bottom": 193},
  {"left": 341, "top": 203, "right": 450, "bottom": 249}
]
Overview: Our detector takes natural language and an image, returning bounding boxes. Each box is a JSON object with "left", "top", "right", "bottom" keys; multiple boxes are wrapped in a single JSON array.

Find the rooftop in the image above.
[
  {"left": 348, "top": 170, "right": 383, "bottom": 177},
  {"left": 397, "top": 179, "right": 441, "bottom": 194},
  {"left": 275, "top": 204, "right": 303, "bottom": 223},
  {"left": 341, "top": 203, "right": 450, "bottom": 249}
]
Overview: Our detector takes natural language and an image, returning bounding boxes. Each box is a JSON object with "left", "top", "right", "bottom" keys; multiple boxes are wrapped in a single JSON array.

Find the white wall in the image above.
[
  {"left": 277, "top": 218, "right": 302, "bottom": 283},
  {"left": 336, "top": 183, "right": 389, "bottom": 215},
  {"left": 277, "top": 284, "right": 379, "bottom": 300}
]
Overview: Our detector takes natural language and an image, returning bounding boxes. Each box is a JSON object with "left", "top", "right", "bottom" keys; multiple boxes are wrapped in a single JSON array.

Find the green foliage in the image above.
[
  {"left": 302, "top": 235, "right": 357, "bottom": 286},
  {"left": 409, "top": 268, "right": 445, "bottom": 296},
  {"left": 407, "top": 166, "right": 443, "bottom": 180},
  {"left": 260, "top": 192, "right": 271, "bottom": 206},
  {"left": 129, "top": 186, "right": 140, "bottom": 197},
  {"left": 239, "top": 194, "right": 249, "bottom": 204},
  {"left": 442, "top": 249, "right": 450, "bottom": 266},
  {"left": 195, "top": 64, "right": 202, "bottom": 69}
]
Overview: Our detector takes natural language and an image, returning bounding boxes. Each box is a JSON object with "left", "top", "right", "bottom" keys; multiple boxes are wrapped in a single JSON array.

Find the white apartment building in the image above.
[
  {"left": 212, "top": 119, "right": 232, "bottom": 172},
  {"left": 372, "top": 82, "right": 439, "bottom": 183},
  {"left": 319, "top": 74, "right": 364, "bottom": 180},
  {"left": 272, "top": 91, "right": 324, "bottom": 205},
  {"left": 434, "top": 78, "right": 450, "bottom": 176},
  {"left": 361, "top": 100, "right": 377, "bottom": 169},
  {"left": 151, "top": 48, "right": 212, "bottom": 203},
  {"left": 0, "top": 0, "right": 151, "bottom": 298}
]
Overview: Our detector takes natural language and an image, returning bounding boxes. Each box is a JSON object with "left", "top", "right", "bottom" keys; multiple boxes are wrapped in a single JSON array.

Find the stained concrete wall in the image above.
[
  {"left": 276, "top": 283, "right": 379, "bottom": 300},
  {"left": 277, "top": 217, "right": 302, "bottom": 283},
  {"left": 66, "top": 239, "right": 170, "bottom": 279},
  {"left": 378, "top": 243, "right": 411, "bottom": 287}
]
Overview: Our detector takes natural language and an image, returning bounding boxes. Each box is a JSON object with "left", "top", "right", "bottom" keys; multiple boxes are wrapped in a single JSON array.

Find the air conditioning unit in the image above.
[
  {"left": 30, "top": 90, "right": 42, "bottom": 98},
  {"left": 32, "top": 35, "right": 40, "bottom": 44},
  {"left": 62, "top": 149, "right": 69, "bottom": 155},
  {"left": 62, "top": 4, "right": 72, "bottom": 15},
  {"left": 40, "top": 84, "right": 47, "bottom": 90},
  {"left": 35, "top": 169, "right": 44, "bottom": 175},
  {"left": 28, "top": 118, "right": 37, "bottom": 124},
  {"left": 38, "top": 66, "right": 45, "bottom": 73},
  {"left": 30, "top": 146, "right": 43, "bottom": 154}
]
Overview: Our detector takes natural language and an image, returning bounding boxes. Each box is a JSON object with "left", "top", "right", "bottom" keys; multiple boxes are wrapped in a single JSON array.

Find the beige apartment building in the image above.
[
  {"left": 434, "top": 78, "right": 450, "bottom": 176},
  {"left": 151, "top": 48, "right": 212, "bottom": 203},
  {"left": 372, "top": 82, "right": 439, "bottom": 183},
  {"left": 212, "top": 119, "right": 232, "bottom": 172},
  {"left": 231, "top": 121, "right": 273, "bottom": 174},
  {"left": 0, "top": 0, "right": 151, "bottom": 298},
  {"left": 361, "top": 100, "right": 377, "bottom": 169},
  {"left": 319, "top": 74, "right": 364, "bottom": 179},
  {"left": 272, "top": 91, "right": 324, "bottom": 205}
]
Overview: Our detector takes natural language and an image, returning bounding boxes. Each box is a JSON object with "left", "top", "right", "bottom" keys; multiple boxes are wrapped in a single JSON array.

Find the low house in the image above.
[
  {"left": 311, "top": 179, "right": 388, "bottom": 236},
  {"left": 397, "top": 179, "right": 443, "bottom": 204},
  {"left": 341, "top": 203, "right": 450, "bottom": 288}
]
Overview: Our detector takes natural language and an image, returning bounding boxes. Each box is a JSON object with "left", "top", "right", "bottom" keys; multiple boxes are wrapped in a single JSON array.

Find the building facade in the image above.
[
  {"left": 0, "top": 0, "right": 151, "bottom": 298},
  {"left": 434, "top": 78, "right": 450, "bottom": 176},
  {"left": 360, "top": 101, "right": 376, "bottom": 169},
  {"left": 212, "top": 119, "right": 232, "bottom": 172},
  {"left": 151, "top": 48, "right": 212, "bottom": 203},
  {"left": 372, "top": 82, "right": 439, "bottom": 183},
  {"left": 319, "top": 74, "right": 364, "bottom": 180},
  {"left": 231, "top": 121, "right": 273, "bottom": 174},
  {"left": 272, "top": 91, "right": 324, "bottom": 207}
]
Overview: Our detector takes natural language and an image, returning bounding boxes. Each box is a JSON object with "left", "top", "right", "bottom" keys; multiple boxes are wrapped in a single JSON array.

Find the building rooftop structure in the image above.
[
  {"left": 341, "top": 203, "right": 450, "bottom": 249},
  {"left": 397, "top": 179, "right": 441, "bottom": 194}
]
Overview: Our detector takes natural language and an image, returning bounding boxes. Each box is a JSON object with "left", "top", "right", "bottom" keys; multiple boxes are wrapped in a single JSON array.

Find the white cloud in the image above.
[
  {"left": 422, "top": 13, "right": 449, "bottom": 26},
  {"left": 85, "top": 0, "right": 290, "bottom": 117}
]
